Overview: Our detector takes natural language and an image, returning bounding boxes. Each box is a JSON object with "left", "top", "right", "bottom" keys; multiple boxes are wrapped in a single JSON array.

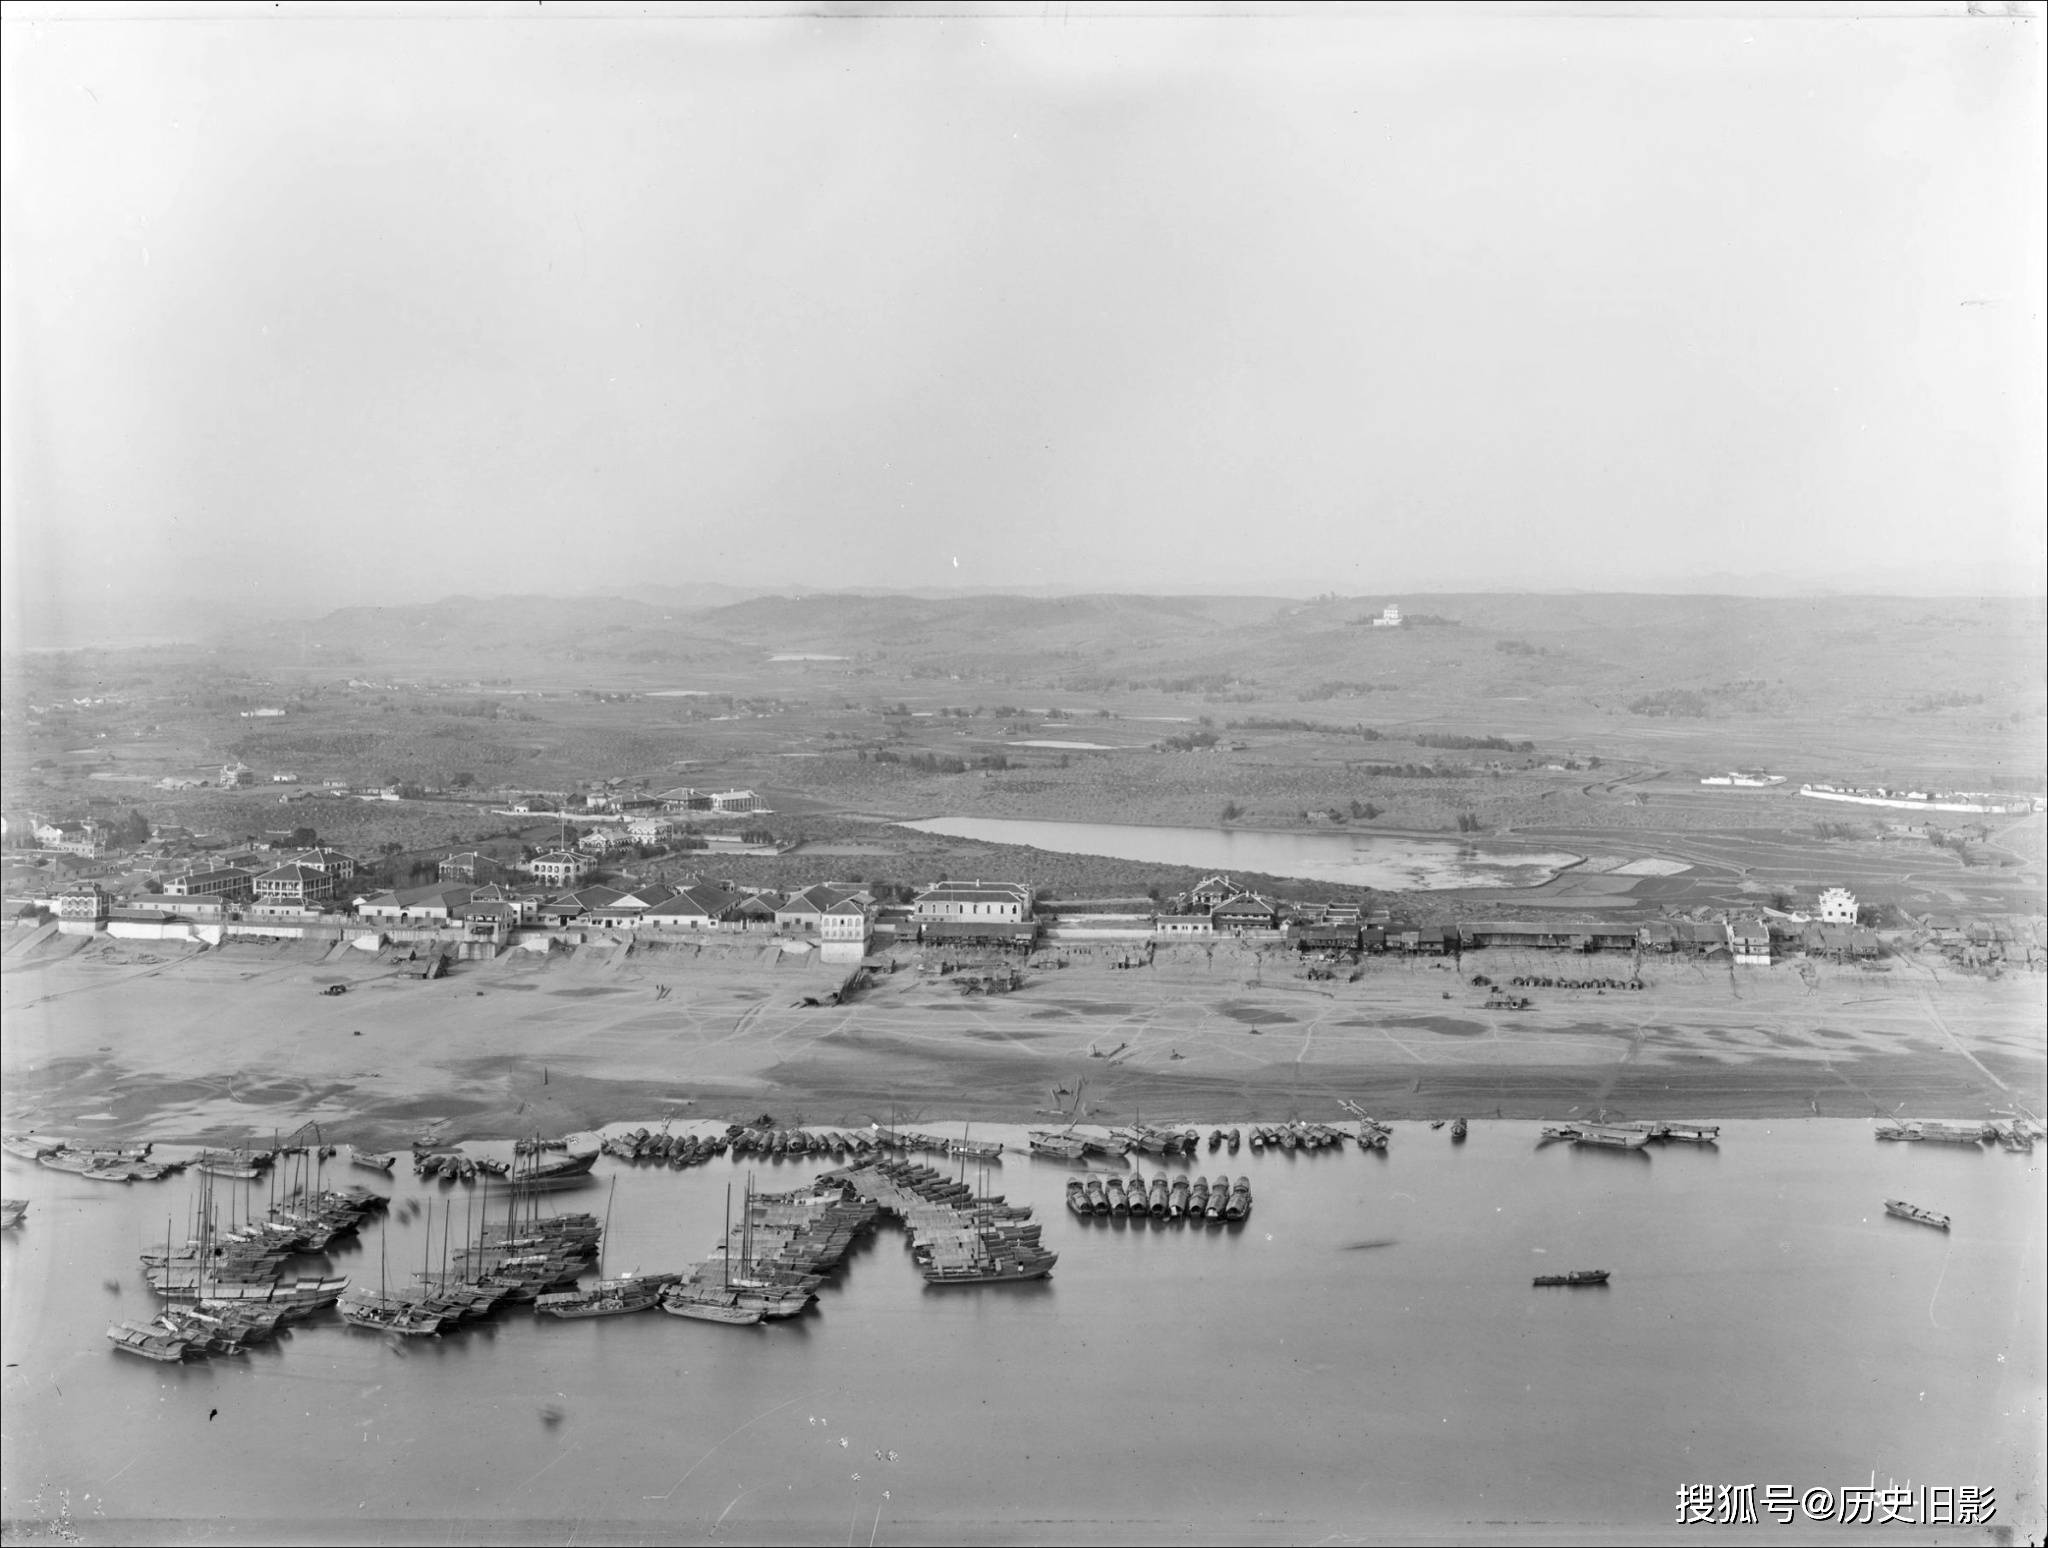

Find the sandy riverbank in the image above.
[{"left": 2, "top": 930, "right": 2040, "bottom": 1149}]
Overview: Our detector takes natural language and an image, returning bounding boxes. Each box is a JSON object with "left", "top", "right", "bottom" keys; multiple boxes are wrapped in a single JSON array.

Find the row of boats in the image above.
[
  {"left": 1066, "top": 1172, "right": 1251, "bottom": 1222},
  {"left": 828, "top": 1159, "right": 1059, "bottom": 1284},
  {"left": 1537, "top": 1121, "right": 1721, "bottom": 1150},
  {"left": 3, "top": 1136, "right": 185, "bottom": 1183},
  {"left": 1875, "top": 1117, "right": 2038, "bottom": 1152}
]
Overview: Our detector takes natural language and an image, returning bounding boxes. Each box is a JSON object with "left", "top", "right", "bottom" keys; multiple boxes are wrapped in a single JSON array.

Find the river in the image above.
[
  {"left": 1, "top": 1123, "right": 2040, "bottom": 1545},
  {"left": 898, "top": 816, "right": 1581, "bottom": 890}
]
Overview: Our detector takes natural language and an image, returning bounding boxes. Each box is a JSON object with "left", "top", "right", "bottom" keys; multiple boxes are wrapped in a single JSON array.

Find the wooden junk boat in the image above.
[
  {"left": 1533, "top": 1270, "right": 1610, "bottom": 1287},
  {"left": 1028, "top": 1130, "right": 1089, "bottom": 1161},
  {"left": 1883, "top": 1199, "right": 1950, "bottom": 1232},
  {"left": 1450, "top": 1118, "right": 1468, "bottom": 1142}
]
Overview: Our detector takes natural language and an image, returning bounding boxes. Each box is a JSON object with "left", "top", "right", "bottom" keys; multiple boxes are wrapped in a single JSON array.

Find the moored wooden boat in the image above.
[
  {"left": 1028, "top": 1131, "right": 1089, "bottom": 1161},
  {"left": 1226, "top": 1128, "right": 1241, "bottom": 1153},
  {"left": 0, "top": 1199, "right": 26, "bottom": 1229},
  {"left": 1883, "top": 1199, "right": 1950, "bottom": 1231},
  {"left": 1533, "top": 1270, "right": 1610, "bottom": 1287},
  {"left": 1204, "top": 1175, "right": 1230, "bottom": 1221},
  {"left": 1572, "top": 1126, "right": 1648, "bottom": 1150},
  {"left": 1065, "top": 1180, "right": 1089, "bottom": 1217},
  {"left": 1451, "top": 1118, "right": 1468, "bottom": 1143}
]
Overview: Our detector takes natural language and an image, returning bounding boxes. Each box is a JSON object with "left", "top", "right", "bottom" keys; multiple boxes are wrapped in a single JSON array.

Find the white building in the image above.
[
  {"left": 912, "top": 880, "right": 1033, "bottom": 923},
  {"left": 1370, "top": 604, "right": 1402, "bottom": 628},
  {"left": 1817, "top": 888, "right": 1858, "bottom": 926},
  {"left": 527, "top": 850, "right": 592, "bottom": 888}
]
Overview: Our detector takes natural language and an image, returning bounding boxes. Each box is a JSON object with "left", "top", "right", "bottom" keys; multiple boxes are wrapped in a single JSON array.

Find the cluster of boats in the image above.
[
  {"left": 4, "top": 1135, "right": 186, "bottom": 1183},
  {"left": 1538, "top": 1121, "right": 1719, "bottom": 1150},
  {"left": 1066, "top": 1172, "right": 1251, "bottom": 1223},
  {"left": 1875, "top": 1116, "right": 2038, "bottom": 1153},
  {"left": 830, "top": 1159, "right": 1058, "bottom": 1284}
]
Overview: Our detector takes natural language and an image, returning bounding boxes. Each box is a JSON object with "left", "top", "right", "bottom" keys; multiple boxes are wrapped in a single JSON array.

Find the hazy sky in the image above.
[{"left": 3, "top": 2, "right": 2042, "bottom": 641}]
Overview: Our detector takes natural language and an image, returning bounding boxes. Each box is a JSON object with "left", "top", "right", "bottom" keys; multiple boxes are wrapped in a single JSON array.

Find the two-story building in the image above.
[
  {"left": 527, "top": 850, "right": 592, "bottom": 889},
  {"left": 1729, "top": 917, "right": 1772, "bottom": 965},
  {"left": 438, "top": 851, "right": 506, "bottom": 886},
  {"left": 291, "top": 847, "right": 359, "bottom": 881},
  {"left": 163, "top": 866, "right": 256, "bottom": 903},
  {"left": 1212, "top": 893, "right": 1282, "bottom": 933},
  {"left": 55, "top": 882, "right": 110, "bottom": 922},
  {"left": 1817, "top": 887, "right": 1859, "bottom": 926},
  {"left": 253, "top": 863, "right": 335, "bottom": 907}
]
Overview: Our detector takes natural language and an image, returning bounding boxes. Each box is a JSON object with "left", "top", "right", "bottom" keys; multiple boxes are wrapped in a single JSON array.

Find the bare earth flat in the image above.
[{"left": 3, "top": 933, "right": 2039, "bottom": 1147}]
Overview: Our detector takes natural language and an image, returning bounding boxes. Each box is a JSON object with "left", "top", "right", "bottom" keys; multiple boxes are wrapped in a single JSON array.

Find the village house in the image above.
[
  {"left": 709, "top": 789, "right": 760, "bottom": 813},
  {"left": 1211, "top": 893, "right": 1282, "bottom": 933},
  {"left": 1291, "top": 921, "right": 1362, "bottom": 951},
  {"left": 1729, "top": 917, "right": 1772, "bottom": 965},
  {"left": 1679, "top": 920, "right": 1731, "bottom": 956},
  {"left": 585, "top": 883, "right": 681, "bottom": 927},
  {"left": 639, "top": 884, "right": 743, "bottom": 932},
  {"left": 1155, "top": 915, "right": 1215, "bottom": 938},
  {"left": 527, "top": 850, "right": 592, "bottom": 889},
  {"left": 353, "top": 883, "right": 477, "bottom": 926},
  {"left": 1187, "top": 875, "right": 1238, "bottom": 911},
  {"left": 775, "top": 885, "right": 871, "bottom": 933},
  {"left": 577, "top": 829, "right": 630, "bottom": 856},
  {"left": 537, "top": 885, "right": 625, "bottom": 927},
  {"left": 1816, "top": 887, "right": 1859, "bottom": 926},
  {"left": 1370, "top": 603, "right": 1403, "bottom": 627},
  {"left": 625, "top": 817, "right": 674, "bottom": 844}
]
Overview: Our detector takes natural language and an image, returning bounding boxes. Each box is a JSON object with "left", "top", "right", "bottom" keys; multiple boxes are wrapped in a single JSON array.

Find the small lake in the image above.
[{"left": 898, "top": 816, "right": 1580, "bottom": 889}]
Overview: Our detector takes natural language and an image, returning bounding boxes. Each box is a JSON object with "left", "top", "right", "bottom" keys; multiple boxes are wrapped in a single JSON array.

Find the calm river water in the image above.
[
  {"left": 896, "top": 817, "right": 1581, "bottom": 890},
  {"left": 2, "top": 1123, "right": 2040, "bottom": 1545}
]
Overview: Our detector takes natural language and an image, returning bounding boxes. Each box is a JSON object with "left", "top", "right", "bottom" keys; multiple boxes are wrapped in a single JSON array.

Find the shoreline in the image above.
[{"left": 6, "top": 931, "right": 2040, "bottom": 1151}]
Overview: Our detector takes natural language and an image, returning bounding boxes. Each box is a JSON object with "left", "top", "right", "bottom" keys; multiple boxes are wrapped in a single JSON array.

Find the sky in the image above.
[{"left": 2, "top": 2, "right": 2042, "bottom": 644}]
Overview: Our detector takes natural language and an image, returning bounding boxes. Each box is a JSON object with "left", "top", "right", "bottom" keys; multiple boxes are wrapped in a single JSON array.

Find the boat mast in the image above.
[{"left": 722, "top": 1184, "right": 732, "bottom": 1289}]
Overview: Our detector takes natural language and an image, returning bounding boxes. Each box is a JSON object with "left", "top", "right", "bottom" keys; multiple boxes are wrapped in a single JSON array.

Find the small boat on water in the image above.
[
  {"left": 1226, "top": 1128, "right": 1241, "bottom": 1153},
  {"left": 1204, "top": 1175, "right": 1230, "bottom": 1222},
  {"left": 1573, "top": 1127, "right": 1648, "bottom": 1150},
  {"left": 352, "top": 1150, "right": 398, "bottom": 1173},
  {"left": 538, "top": 1274, "right": 675, "bottom": 1318},
  {"left": 661, "top": 1284, "right": 765, "bottom": 1324},
  {"left": 1451, "top": 1118, "right": 1468, "bottom": 1143},
  {"left": 1027, "top": 1131, "right": 1089, "bottom": 1161},
  {"left": 1066, "top": 1180, "right": 1089, "bottom": 1217},
  {"left": 1533, "top": 1270, "right": 1610, "bottom": 1288},
  {"left": 107, "top": 1321, "right": 193, "bottom": 1361},
  {"left": 1147, "top": 1177, "right": 1170, "bottom": 1218},
  {"left": 1083, "top": 1178, "right": 1109, "bottom": 1214},
  {"left": 1207, "top": 1130, "right": 1223, "bottom": 1151},
  {"left": 1, "top": 1199, "right": 26, "bottom": 1230},
  {"left": 1884, "top": 1199, "right": 1950, "bottom": 1232},
  {"left": 1246, "top": 1128, "right": 1265, "bottom": 1152},
  {"left": 1186, "top": 1176, "right": 1210, "bottom": 1217},
  {"left": 1105, "top": 1178, "right": 1129, "bottom": 1216}
]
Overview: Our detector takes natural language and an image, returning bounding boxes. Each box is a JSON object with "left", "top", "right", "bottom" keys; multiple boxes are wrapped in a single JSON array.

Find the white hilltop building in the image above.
[
  {"left": 1370, "top": 604, "right": 1402, "bottom": 628},
  {"left": 1816, "top": 888, "right": 1858, "bottom": 926}
]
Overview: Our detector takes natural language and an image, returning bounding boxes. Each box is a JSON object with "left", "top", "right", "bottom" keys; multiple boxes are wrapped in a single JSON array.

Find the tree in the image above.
[
  {"left": 450, "top": 772, "right": 476, "bottom": 789},
  {"left": 290, "top": 826, "right": 317, "bottom": 848}
]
